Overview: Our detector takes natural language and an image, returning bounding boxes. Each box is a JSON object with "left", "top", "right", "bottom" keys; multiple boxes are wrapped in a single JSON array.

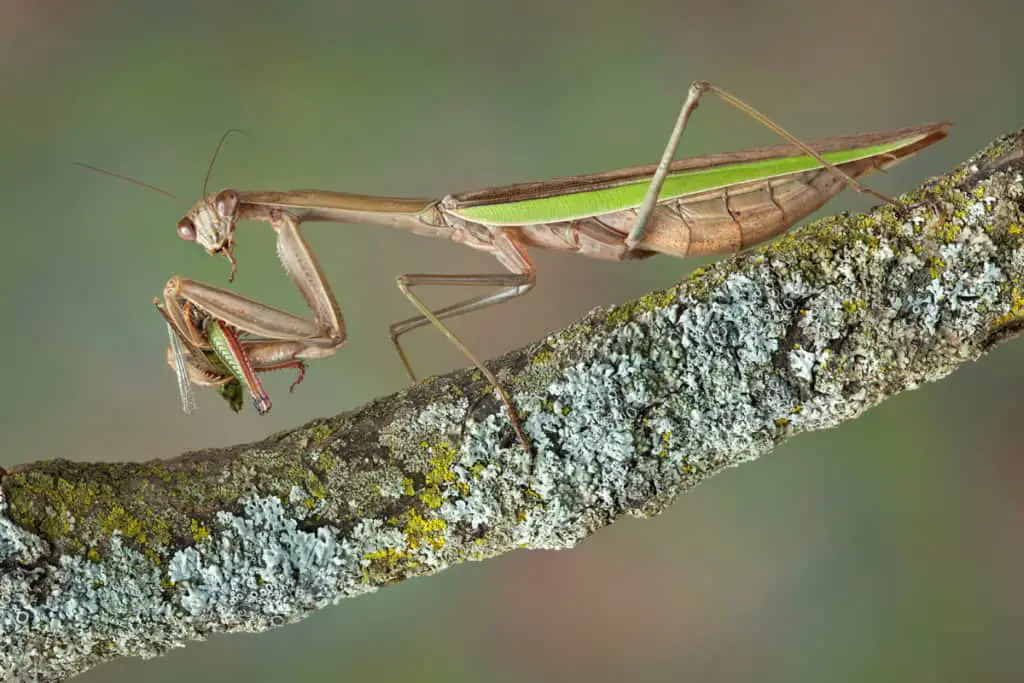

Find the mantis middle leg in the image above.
[{"left": 389, "top": 230, "right": 536, "bottom": 450}]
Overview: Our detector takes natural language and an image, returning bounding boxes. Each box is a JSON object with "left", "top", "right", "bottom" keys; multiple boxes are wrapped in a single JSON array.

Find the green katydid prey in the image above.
[{"left": 155, "top": 81, "right": 948, "bottom": 450}]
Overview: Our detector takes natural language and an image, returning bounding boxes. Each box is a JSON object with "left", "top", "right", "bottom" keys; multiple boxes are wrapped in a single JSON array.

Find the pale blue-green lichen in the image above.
[
  {"left": 0, "top": 491, "right": 418, "bottom": 681},
  {"left": 167, "top": 496, "right": 376, "bottom": 618}
]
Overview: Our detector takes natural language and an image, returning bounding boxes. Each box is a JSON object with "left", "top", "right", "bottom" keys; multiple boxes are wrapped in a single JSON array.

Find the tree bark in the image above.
[{"left": 3, "top": 128, "right": 1023, "bottom": 682}]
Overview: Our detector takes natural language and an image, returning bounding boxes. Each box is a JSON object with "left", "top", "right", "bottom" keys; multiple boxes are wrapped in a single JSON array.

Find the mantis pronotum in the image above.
[{"left": 153, "top": 81, "right": 949, "bottom": 451}]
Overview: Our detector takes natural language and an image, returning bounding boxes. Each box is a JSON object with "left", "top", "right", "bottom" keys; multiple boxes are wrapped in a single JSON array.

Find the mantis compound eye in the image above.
[
  {"left": 215, "top": 189, "right": 239, "bottom": 219},
  {"left": 177, "top": 217, "right": 196, "bottom": 241}
]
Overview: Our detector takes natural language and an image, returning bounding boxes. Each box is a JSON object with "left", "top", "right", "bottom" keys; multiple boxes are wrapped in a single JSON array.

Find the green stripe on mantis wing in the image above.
[{"left": 453, "top": 136, "right": 922, "bottom": 226}]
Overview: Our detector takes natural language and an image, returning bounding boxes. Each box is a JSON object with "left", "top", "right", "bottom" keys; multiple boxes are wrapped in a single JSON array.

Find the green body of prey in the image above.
[{"left": 207, "top": 321, "right": 247, "bottom": 383}]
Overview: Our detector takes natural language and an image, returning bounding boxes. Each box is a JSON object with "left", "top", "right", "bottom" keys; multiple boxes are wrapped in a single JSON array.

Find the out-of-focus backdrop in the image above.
[{"left": 1, "top": 0, "right": 1021, "bottom": 680}]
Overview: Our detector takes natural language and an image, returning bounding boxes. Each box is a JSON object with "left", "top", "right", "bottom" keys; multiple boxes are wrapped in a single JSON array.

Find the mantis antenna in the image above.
[
  {"left": 73, "top": 162, "right": 180, "bottom": 201},
  {"left": 75, "top": 127, "right": 249, "bottom": 201},
  {"left": 201, "top": 128, "right": 248, "bottom": 197}
]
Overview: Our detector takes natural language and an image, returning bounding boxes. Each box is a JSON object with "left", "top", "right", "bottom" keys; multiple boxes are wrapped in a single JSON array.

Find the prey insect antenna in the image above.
[
  {"left": 202, "top": 128, "right": 247, "bottom": 197},
  {"left": 73, "top": 162, "right": 180, "bottom": 201}
]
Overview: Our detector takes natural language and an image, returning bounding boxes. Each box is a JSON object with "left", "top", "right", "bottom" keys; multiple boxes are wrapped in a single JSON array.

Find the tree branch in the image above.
[{"left": 3, "top": 128, "right": 1024, "bottom": 682}]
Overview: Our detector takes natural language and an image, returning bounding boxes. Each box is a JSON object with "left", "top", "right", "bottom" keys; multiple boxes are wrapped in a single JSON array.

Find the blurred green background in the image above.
[{"left": 1, "top": 0, "right": 1022, "bottom": 680}]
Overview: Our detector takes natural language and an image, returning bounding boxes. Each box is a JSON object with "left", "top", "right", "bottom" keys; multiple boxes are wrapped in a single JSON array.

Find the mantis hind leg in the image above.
[{"left": 625, "top": 80, "right": 900, "bottom": 251}]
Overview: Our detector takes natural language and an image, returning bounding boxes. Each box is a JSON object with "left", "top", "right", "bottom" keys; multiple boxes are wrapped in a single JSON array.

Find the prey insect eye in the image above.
[
  {"left": 215, "top": 189, "right": 239, "bottom": 218},
  {"left": 177, "top": 217, "right": 197, "bottom": 241}
]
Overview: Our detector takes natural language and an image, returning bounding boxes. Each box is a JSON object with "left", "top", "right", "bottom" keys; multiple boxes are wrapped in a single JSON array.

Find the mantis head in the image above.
[{"left": 177, "top": 189, "right": 241, "bottom": 281}]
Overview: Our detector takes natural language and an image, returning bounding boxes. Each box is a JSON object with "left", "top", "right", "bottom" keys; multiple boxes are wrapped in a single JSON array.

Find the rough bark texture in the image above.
[{"left": 3, "top": 128, "right": 1024, "bottom": 682}]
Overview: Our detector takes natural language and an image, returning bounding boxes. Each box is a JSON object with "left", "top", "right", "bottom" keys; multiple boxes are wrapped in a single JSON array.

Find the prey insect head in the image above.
[{"left": 178, "top": 188, "right": 241, "bottom": 281}]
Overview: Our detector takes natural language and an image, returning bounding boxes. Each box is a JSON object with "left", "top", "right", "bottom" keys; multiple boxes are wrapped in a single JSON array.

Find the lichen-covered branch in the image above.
[{"left": 3, "top": 129, "right": 1024, "bottom": 682}]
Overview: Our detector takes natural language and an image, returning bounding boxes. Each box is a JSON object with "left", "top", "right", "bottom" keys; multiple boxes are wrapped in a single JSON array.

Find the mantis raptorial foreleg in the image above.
[
  {"left": 181, "top": 208, "right": 346, "bottom": 351},
  {"left": 625, "top": 80, "right": 902, "bottom": 251},
  {"left": 157, "top": 209, "right": 346, "bottom": 414}
]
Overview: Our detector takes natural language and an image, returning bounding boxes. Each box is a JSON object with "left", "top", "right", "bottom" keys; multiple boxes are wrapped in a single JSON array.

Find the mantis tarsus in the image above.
[{"left": 153, "top": 81, "right": 949, "bottom": 452}]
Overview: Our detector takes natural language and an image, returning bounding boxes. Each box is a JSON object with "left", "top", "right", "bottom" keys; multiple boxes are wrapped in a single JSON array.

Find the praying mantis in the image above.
[{"left": 151, "top": 81, "right": 949, "bottom": 451}]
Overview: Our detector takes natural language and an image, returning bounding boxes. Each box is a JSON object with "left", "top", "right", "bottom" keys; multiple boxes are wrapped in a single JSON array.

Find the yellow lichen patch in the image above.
[
  {"left": 603, "top": 288, "right": 679, "bottom": 330},
  {"left": 418, "top": 486, "right": 443, "bottom": 509},
  {"left": 993, "top": 286, "right": 1024, "bottom": 328},
  {"left": 303, "top": 423, "right": 333, "bottom": 445},
  {"left": 364, "top": 547, "right": 409, "bottom": 566},
  {"left": 12, "top": 476, "right": 94, "bottom": 539},
  {"left": 657, "top": 431, "right": 672, "bottom": 458},
  {"left": 190, "top": 519, "right": 210, "bottom": 543},
  {"left": 4, "top": 469, "right": 181, "bottom": 563},
  {"left": 285, "top": 463, "right": 328, "bottom": 510},
  {"left": 842, "top": 300, "right": 867, "bottom": 315},
  {"left": 933, "top": 219, "right": 962, "bottom": 244},
  {"left": 100, "top": 506, "right": 146, "bottom": 544},
  {"left": 400, "top": 511, "right": 447, "bottom": 551},
  {"left": 531, "top": 348, "right": 554, "bottom": 366},
  {"left": 604, "top": 304, "right": 634, "bottom": 328},
  {"left": 398, "top": 441, "right": 470, "bottom": 510},
  {"left": 425, "top": 442, "right": 458, "bottom": 487},
  {"left": 362, "top": 547, "right": 418, "bottom": 583},
  {"left": 306, "top": 478, "right": 327, "bottom": 502},
  {"left": 638, "top": 289, "right": 679, "bottom": 311}
]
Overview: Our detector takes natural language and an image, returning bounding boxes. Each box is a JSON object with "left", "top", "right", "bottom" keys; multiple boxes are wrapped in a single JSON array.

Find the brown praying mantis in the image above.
[{"left": 149, "top": 81, "right": 948, "bottom": 451}]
